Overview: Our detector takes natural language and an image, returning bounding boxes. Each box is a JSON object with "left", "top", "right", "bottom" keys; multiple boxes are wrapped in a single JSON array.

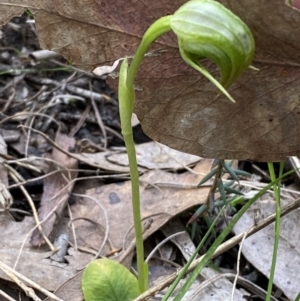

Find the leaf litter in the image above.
[
  {"left": 0, "top": 15, "right": 216, "bottom": 299},
  {"left": 234, "top": 192, "right": 300, "bottom": 300},
  {"left": 1, "top": 7, "right": 300, "bottom": 301},
  {"left": 30, "top": 131, "right": 78, "bottom": 247}
]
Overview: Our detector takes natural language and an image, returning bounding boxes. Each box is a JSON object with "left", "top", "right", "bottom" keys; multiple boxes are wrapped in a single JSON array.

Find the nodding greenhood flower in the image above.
[{"left": 170, "top": 0, "right": 255, "bottom": 102}]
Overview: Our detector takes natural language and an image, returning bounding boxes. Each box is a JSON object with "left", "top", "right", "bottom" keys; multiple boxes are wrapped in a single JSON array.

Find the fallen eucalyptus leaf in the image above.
[{"left": 0, "top": 1, "right": 299, "bottom": 160}]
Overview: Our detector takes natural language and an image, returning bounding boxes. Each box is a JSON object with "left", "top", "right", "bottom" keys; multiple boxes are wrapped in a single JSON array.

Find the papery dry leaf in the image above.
[
  {"left": 108, "top": 142, "right": 201, "bottom": 170},
  {"left": 233, "top": 196, "right": 300, "bottom": 300},
  {"left": 30, "top": 132, "right": 78, "bottom": 246},
  {"left": 69, "top": 160, "right": 212, "bottom": 261},
  {"left": 0, "top": 1, "right": 299, "bottom": 160},
  {"left": 0, "top": 215, "right": 77, "bottom": 291},
  {"left": 161, "top": 219, "right": 196, "bottom": 262},
  {"left": 151, "top": 267, "right": 249, "bottom": 301},
  {"left": 75, "top": 151, "right": 143, "bottom": 173}
]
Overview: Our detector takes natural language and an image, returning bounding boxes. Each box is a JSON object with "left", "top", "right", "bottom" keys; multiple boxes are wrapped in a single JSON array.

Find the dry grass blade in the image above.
[
  {"left": 231, "top": 227, "right": 252, "bottom": 301},
  {"left": 5, "top": 164, "right": 55, "bottom": 252},
  {"left": 0, "top": 288, "right": 17, "bottom": 301},
  {"left": 89, "top": 81, "right": 107, "bottom": 149},
  {"left": 185, "top": 272, "right": 279, "bottom": 301},
  {"left": 0, "top": 260, "right": 64, "bottom": 301}
]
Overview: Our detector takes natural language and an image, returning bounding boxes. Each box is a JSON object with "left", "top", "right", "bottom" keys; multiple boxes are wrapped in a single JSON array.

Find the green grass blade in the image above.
[
  {"left": 294, "top": 292, "right": 300, "bottom": 301},
  {"left": 217, "top": 179, "right": 227, "bottom": 205},
  {"left": 265, "top": 162, "right": 284, "bottom": 301},
  {"left": 161, "top": 207, "right": 225, "bottom": 301},
  {"left": 172, "top": 170, "right": 293, "bottom": 301},
  {"left": 223, "top": 162, "right": 240, "bottom": 182},
  {"left": 197, "top": 168, "right": 217, "bottom": 187}
]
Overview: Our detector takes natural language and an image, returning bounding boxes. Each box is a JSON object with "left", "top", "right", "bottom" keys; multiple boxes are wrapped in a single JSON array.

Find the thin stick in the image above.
[
  {"left": 67, "top": 204, "right": 78, "bottom": 249},
  {"left": 231, "top": 226, "right": 252, "bottom": 301},
  {"left": 0, "top": 260, "right": 64, "bottom": 301},
  {"left": 186, "top": 273, "right": 279, "bottom": 301},
  {"left": 89, "top": 81, "right": 107, "bottom": 149},
  {"left": 145, "top": 231, "right": 185, "bottom": 263},
  {"left": 1, "top": 87, "right": 16, "bottom": 113},
  {"left": 69, "top": 103, "right": 91, "bottom": 137},
  {"left": 27, "top": 75, "right": 117, "bottom": 105},
  {"left": 0, "top": 112, "right": 60, "bottom": 126},
  {"left": 0, "top": 264, "right": 42, "bottom": 301},
  {"left": 6, "top": 165, "right": 55, "bottom": 253},
  {"left": 24, "top": 108, "right": 37, "bottom": 158},
  {"left": 0, "top": 289, "right": 17, "bottom": 301}
]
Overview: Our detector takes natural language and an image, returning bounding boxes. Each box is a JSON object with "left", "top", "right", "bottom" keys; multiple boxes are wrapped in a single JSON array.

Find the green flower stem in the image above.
[
  {"left": 124, "top": 132, "right": 147, "bottom": 293},
  {"left": 117, "top": 2, "right": 255, "bottom": 295},
  {"left": 266, "top": 162, "right": 284, "bottom": 301},
  {"left": 118, "top": 16, "right": 171, "bottom": 293},
  {"left": 126, "top": 16, "right": 172, "bottom": 89},
  {"left": 118, "top": 58, "right": 147, "bottom": 293}
]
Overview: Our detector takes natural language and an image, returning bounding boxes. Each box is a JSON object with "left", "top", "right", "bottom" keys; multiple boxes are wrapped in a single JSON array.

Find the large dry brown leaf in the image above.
[
  {"left": 1, "top": 1, "right": 300, "bottom": 160},
  {"left": 69, "top": 160, "right": 212, "bottom": 262}
]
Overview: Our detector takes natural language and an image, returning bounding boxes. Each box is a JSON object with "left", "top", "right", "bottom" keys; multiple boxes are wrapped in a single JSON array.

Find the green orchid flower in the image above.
[{"left": 170, "top": 0, "right": 255, "bottom": 102}]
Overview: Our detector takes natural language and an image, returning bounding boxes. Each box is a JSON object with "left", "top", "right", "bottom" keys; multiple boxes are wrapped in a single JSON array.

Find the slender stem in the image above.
[
  {"left": 126, "top": 16, "right": 172, "bottom": 89},
  {"left": 119, "top": 16, "right": 171, "bottom": 292},
  {"left": 123, "top": 132, "right": 147, "bottom": 292},
  {"left": 118, "top": 59, "right": 147, "bottom": 292},
  {"left": 266, "top": 162, "right": 284, "bottom": 301}
]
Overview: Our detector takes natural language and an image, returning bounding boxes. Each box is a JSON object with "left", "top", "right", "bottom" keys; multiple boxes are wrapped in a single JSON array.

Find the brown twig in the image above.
[
  {"left": 27, "top": 75, "right": 117, "bottom": 105},
  {"left": 5, "top": 164, "right": 55, "bottom": 252},
  {"left": 0, "top": 260, "right": 64, "bottom": 301},
  {"left": 89, "top": 81, "right": 107, "bottom": 149},
  {"left": 1, "top": 87, "right": 16, "bottom": 113},
  {"left": 69, "top": 103, "right": 91, "bottom": 137}
]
